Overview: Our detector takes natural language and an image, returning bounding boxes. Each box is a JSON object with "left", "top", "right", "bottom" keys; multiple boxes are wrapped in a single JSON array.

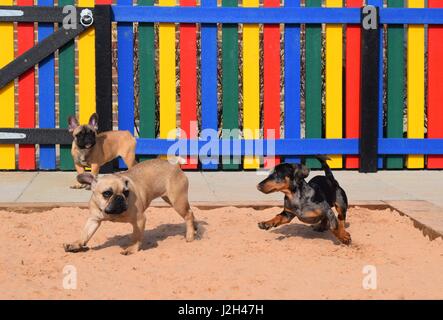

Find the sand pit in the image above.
[{"left": 0, "top": 205, "right": 442, "bottom": 299}]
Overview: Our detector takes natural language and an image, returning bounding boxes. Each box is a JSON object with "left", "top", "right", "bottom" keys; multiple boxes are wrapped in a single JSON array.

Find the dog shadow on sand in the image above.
[
  {"left": 270, "top": 221, "right": 351, "bottom": 245},
  {"left": 93, "top": 221, "right": 208, "bottom": 252}
]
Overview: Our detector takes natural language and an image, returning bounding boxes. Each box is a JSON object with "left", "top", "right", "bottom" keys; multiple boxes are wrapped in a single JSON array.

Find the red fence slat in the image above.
[
  {"left": 263, "top": 0, "right": 281, "bottom": 168},
  {"left": 427, "top": 0, "right": 443, "bottom": 168},
  {"left": 180, "top": 0, "right": 198, "bottom": 169},
  {"left": 345, "top": 0, "right": 362, "bottom": 169},
  {"left": 17, "top": 0, "right": 35, "bottom": 170}
]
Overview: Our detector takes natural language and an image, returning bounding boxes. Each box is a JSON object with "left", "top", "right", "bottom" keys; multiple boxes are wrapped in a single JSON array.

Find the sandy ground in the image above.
[{"left": 0, "top": 206, "right": 442, "bottom": 299}]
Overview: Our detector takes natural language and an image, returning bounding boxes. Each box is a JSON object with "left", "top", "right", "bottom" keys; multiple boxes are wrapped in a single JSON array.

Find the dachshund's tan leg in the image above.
[
  {"left": 329, "top": 207, "right": 351, "bottom": 245},
  {"left": 258, "top": 211, "right": 295, "bottom": 230}
]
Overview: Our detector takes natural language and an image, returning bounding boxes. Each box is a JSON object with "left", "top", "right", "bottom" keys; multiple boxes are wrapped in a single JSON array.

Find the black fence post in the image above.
[
  {"left": 94, "top": 5, "right": 114, "bottom": 173},
  {"left": 360, "top": 5, "right": 380, "bottom": 173}
]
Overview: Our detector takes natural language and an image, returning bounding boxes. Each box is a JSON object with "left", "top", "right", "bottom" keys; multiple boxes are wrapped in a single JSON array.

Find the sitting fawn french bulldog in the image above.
[
  {"left": 63, "top": 158, "right": 197, "bottom": 255},
  {"left": 68, "top": 113, "right": 137, "bottom": 189}
]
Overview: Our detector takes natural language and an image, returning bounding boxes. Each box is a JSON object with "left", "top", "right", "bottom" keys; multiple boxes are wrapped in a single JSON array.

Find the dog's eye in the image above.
[
  {"left": 123, "top": 190, "right": 129, "bottom": 198},
  {"left": 102, "top": 190, "right": 113, "bottom": 199}
]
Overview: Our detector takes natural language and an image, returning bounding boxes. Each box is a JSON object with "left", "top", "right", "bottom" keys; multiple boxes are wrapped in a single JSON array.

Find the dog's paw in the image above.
[
  {"left": 338, "top": 231, "right": 352, "bottom": 245},
  {"left": 120, "top": 248, "right": 135, "bottom": 256},
  {"left": 63, "top": 243, "right": 89, "bottom": 253},
  {"left": 258, "top": 222, "right": 272, "bottom": 230}
]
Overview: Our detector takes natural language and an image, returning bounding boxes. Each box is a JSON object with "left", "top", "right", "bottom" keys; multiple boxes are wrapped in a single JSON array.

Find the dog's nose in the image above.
[
  {"left": 257, "top": 183, "right": 263, "bottom": 191},
  {"left": 114, "top": 195, "right": 125, "bottom": 202},
  {"left": 104, "top": 195, "right": 127, "bottom": 214}
]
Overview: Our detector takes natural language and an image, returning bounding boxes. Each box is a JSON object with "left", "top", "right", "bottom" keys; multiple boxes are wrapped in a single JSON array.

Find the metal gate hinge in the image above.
[{"left": 0, "top": 132, "right": 26, "bottom": 140}]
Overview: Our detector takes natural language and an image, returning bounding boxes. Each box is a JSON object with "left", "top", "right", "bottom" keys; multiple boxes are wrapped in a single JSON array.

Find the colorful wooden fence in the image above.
[{"left": 1, "top": 2, "right": 443, "bottom": 172}]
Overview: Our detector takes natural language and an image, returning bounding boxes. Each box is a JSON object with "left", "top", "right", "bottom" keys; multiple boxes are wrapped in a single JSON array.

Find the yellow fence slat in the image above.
[
  {"left": 243, "top": 0, "right": 260, "bottom": 169},
  {"left": 78, "top": 0, "right": 96, "bottom": 124},
  {"left": 325, "top": 0, "right": 343, "bottom": 169},
  {"left": 407, "top": 0, "right": 425, "bottom": 168},
  {"left": 0, "top": 0, "right": 15, "bottom": 169},
  {"left": 159, "top": 0, "right": 176, "bottom": 139}
]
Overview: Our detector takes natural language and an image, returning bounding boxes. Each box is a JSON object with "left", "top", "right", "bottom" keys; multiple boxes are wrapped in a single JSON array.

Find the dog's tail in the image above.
[{"left": 315, "top": 155, "right": 339, "bottom": 186}]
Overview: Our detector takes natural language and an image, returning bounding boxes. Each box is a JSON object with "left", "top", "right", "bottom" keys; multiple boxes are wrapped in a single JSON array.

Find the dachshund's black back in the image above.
[
  {"left": 312, "top": 156, "right": 349, "bottom": 220},
  {"left": 308, "top": 175, "right": 348, "bottom": 210}
]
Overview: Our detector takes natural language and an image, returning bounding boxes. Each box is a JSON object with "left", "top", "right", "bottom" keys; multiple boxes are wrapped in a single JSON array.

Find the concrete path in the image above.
[{"left": 0, "top": 170, "right": 442, "bottom": 208}]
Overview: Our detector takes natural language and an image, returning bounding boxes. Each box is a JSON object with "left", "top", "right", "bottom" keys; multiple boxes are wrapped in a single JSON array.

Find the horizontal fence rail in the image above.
[
  {"left": 0, "top": 5, "right": 89, "bottom": 22},
  {"left": 0, "top": 3, "right": 443, "bottom": 172},
  {"left": 135, "top": 139, "right": 443, "bottom": 156},
  {"left": 112, "top": 7, "right": 443, "bottom": 24}
]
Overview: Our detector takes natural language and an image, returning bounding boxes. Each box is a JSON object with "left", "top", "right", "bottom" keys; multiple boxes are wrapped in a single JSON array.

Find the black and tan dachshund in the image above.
[{"left": 257, "top": 156, "right": 351, "bottom": 245}]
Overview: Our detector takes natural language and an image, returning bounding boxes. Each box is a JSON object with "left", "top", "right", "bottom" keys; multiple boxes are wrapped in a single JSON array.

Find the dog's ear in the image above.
[
  {"left": 297, "top": 164, "right": 310, "bottom": 179},
  {"left": 88, "top": 113, "right": 98, "bottom": 131},
  {"left": 68, "top": 116, "right": 79, "bottom": 132},
  {"left": 77, "top": 173, "right": 97, "bottom": 189},
  {"left": 292, "top": 164, "right": 310, "bottom": 180}
]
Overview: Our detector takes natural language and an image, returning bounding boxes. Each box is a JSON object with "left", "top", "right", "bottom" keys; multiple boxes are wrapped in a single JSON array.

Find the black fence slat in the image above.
[
  {"left": 94, "top": 5, "right": 114, "bottom": 173},
  {"left": 360, "top": 5, "right": 380, "bottom": 173}
]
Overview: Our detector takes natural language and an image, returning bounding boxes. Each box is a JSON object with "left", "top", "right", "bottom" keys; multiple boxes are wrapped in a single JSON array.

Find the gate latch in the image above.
[{"left": 80, "top": 8, "right": 93, "bottom": 27}]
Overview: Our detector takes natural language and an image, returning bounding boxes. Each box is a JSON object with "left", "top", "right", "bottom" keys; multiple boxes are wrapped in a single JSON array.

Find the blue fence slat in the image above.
[
  {"left": 112, "top": 7, "right": 443, "bottom": 24},
  {"left": 117, "top": 0, "right": 134, "bottom": 169},
  {"left": 200, "top": 0, "right": 218, "bottom": 169},
  {"left": 284, "top": 0, "right": 300, "bottom": 163},
  {"left": 38, "top": 0, "right": 56, "bottom": 170},
  {"left": 135, "top": 138, "right": 443, "bottom": 156}
]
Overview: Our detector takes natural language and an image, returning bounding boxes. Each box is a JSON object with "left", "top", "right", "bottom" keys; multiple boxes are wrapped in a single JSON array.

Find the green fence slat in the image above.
[
  {"left": 58, "top": 0, "right": 75, "bottom": 170},
  {"left": 386, "top": 0, "right": 404, "bottom": 169},
  {"left": 305, "top": 0, "right": 322, "bottom": 169},
  {"left": 138, "top": 0, "right": 156, "bottom": 162},
  {"left": 221, "top": 0, "right": 240, "bottom": 170}
]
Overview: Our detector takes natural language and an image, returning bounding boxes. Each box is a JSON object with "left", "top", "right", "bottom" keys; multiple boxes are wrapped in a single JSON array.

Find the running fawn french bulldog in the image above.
[{"left": 63, "top": 158, "right": 197, "bottom": 255}]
